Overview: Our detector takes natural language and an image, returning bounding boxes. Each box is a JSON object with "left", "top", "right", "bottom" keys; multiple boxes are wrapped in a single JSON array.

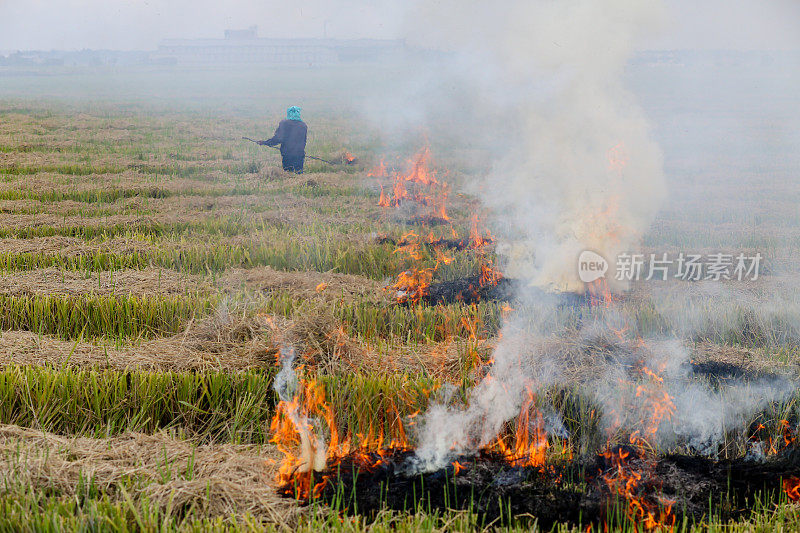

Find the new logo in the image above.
[{"left": 578, "top": 250, "right": 608, "bottom": 283}]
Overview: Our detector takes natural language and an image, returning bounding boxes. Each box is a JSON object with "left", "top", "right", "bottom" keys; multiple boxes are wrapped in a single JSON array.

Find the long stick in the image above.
[{"left": 242, "top": 136, "right": 339, "bottom": 165}]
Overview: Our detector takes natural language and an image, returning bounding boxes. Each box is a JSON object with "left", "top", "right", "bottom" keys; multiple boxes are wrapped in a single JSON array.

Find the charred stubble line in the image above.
[{"left": 310, "top": 448, "right": 800, "bottom": 529}]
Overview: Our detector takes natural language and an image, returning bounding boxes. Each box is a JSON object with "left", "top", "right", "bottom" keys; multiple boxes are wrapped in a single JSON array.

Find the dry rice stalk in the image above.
[
  {"left": 0, "top": 267, "right": 208, "bottom": 298},
  {"left": 222, "top": 266, "right": 388, "bottom": 305},
  {"left": 0, "top": 309, "right": 284, "bottom": 372},
  {"left": 0, "top": 424, "right": 299, "bottom": 527}
]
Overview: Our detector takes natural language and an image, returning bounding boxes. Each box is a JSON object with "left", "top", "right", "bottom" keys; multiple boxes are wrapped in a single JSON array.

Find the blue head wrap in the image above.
[{"left": 287, "top": 106, "right": 302, "bottom": 121}]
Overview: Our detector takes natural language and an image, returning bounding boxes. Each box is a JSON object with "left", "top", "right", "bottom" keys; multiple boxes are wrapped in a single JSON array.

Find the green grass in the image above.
[
  {"left": 0, "top": 367, "right": 437, "bottom": 447},
  {"left": 0, "top": 233, "right": 402, "bottom": 278},
  {"left": 0, "top": 293, "right": 214, "bottom": 340},
  {"left": 0, "top": 163, "right": 126, "bottom": 176},
  {"left": 0, "top": 239, "right": 490, "bottom": 293},
  {"left": 0, "top": 183, "right": 274, "bottom": 203},
  {"left": 0, "top": 366, "right": 276, "bottom": 442},
  {"left": 333, "top": 298, "right": 504, "bottom": 343}
]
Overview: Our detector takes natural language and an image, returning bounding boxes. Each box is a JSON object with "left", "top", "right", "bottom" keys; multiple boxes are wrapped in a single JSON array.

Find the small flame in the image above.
[
  {"left": 784, "top": 477, "right": 800, "bottom": 502},
  {"left": 368, "top": 158, "right": 387, "bottom": 178},
  {"left": 479, "top": 259, "right": 503, "bottom": 288},
  {"left": 469, "top": 214, "right": 494, "bottom": 248},
  {"left": 373, "top": 145, "right": 450, "bottom": 221},
  {"left": 751, "top": 419, "right": 797, "bottom": 456},
  {"left": 393, "top": 268, "right": 434, "bottom": 304},
  {"left": 378, "top": 185, "right": 391, "bottom": 207},
  {"left": 600, "top": 445, "right": 675, "bottom": 531},
  {"left": 586, "top": 278, "right": 615, "bottom": 308},
  {"left": 387, "top": 229, "right": 465, "bottom": 305},
  {"left": 599, "top": 358, "right": 676, "bottom": 531}
]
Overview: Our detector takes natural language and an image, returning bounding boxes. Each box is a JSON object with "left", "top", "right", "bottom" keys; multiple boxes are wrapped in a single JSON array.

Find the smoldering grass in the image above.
[{"left": 0, "top": 364, "right": 798, "bottom": 529}]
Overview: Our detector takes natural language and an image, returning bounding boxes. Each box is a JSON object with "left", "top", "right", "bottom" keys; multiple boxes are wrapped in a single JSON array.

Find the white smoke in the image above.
[
  {"left": 590, "top": 336, "right": 794, "bottom": 455},
  {"left": 413, "top": 316, "right": 562, "bottom": 469},
  {"left": 404, "top": 0, "right": 667, "bottom": 292},
  {"left": 404, "top": 0, "right": 668, "bottom": 469},
  {"left": 402, "top": 0, "right": 798, "bottom": 469}
]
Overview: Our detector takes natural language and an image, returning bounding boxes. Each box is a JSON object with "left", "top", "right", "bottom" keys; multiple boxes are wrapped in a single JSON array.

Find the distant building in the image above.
[
  {"left": 632, "top": 49, "right": 800, "bottom": 69},
  {"left": 0, "top": 49, "right": 151, "bottom": 67},
  {"left": 153, "top": 26, "right": 406, "bottom": 66},
  {"left": 224, "top": 26, "right": 259, "bottom": 41}
]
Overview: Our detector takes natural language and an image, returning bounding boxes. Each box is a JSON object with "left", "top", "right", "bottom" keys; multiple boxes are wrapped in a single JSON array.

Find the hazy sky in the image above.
[{"left": 0, "top": 0, "right": 797, "bottom": 52}]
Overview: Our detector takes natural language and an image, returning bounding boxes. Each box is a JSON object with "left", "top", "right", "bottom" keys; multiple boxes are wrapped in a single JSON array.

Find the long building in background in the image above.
[{"left": 153, "top": 26, "right": 407, "bottom": 66}]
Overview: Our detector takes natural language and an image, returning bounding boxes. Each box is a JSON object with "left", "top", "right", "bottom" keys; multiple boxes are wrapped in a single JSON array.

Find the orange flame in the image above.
[
  {"left": 393, "top": 268, "right": 434, "bottom": 304},
  {"left": 270, "top": 371, "right": 416, "bottom": 500},
  {"left": 270, "top": 378, "right": 332, "bottom": 498},
  {"left": 378, "top": 185, "right": 391, "bottom": 207},
  {"left": 784, "top": 477, "right": 800, "bottom": 502},
  {"left": 479, "top": 259, "right": 503, "bottom": 288},
  {"left": 752, "top": 419, "right": 797, "bottom": 456},
  {"left": 600, "top": 445, "right": 675, "bottom": 531},
  {"left": 388, "top": 228, "right": 464, "bottom": 305},
  {"left": 368, "top": 158, "right": 387, "bottom": 178},
  {"left": 469, "top": 214, "right": 486, "bottom": 248},
  {"left": 587, "top": 278, "right": 615, "bottom": 308},
  {"left": 373, "top": 145, "right": 450, "bottom": 221},
  {"left": 600, "top": 360, "right": 676, "bottom": 531},
  {"left": 482, "top": 388, "right": 548, "bottom": 468}
]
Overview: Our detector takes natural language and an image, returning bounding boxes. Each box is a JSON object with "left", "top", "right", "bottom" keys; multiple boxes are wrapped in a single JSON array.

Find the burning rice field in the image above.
[
  {"left": 0, "top": 100, "right": 797, "bottom": 532},
  {"left": 1, "top": 37, "right": 800, "bottom": 533}
]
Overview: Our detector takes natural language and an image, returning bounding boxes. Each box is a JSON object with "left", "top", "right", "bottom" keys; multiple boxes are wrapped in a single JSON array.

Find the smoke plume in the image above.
[
  {"left": 402, "top": 0, "right": 666, "bottom": 292},
  {"left": 404, "top": 0, "right": 667, "bottom": 468},
  {"left": 403, "top": 0, "right": 797, "bottom": 469}
]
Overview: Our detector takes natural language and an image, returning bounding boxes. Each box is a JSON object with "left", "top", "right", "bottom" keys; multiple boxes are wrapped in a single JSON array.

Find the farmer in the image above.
[{"left": 258, "top": 106, "right": 307, "bottom": 173}]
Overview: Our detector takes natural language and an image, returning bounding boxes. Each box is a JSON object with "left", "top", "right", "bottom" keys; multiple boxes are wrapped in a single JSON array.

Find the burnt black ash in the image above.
[{"left": 280, "top": 446, "right": 800, "bottom": 528}]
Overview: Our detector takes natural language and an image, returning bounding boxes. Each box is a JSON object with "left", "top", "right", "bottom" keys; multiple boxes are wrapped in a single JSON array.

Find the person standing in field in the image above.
[{"left": 258, "top": 106, "right": 307, "bottom": 173}]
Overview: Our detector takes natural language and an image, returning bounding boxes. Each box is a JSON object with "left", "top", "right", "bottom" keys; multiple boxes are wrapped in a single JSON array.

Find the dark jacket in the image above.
[{"left": 264, "top": 119, "right": 307, "bottom": 158}]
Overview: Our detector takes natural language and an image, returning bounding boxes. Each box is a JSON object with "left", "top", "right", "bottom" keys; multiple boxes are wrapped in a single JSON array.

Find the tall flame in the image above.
[
  {"left": 269, "top": 347, "right": 415, "bottom": 499},
  {"left": 482, "top": 388, "right": 548, "bottom": 468}
]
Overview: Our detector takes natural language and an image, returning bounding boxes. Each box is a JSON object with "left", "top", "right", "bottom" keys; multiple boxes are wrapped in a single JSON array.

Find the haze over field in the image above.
[{"left": 0, "top": 0, "right": 799, "bottom": 51}]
